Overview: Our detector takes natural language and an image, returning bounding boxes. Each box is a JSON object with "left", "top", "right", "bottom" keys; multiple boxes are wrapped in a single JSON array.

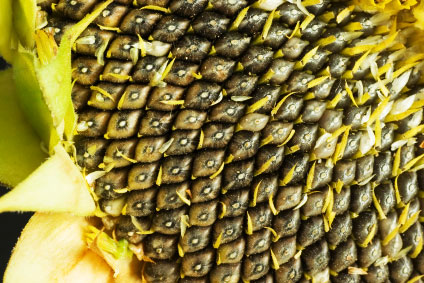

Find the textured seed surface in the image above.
[{"left": 41, "top": 0, "right": 424, "bottom": 281}]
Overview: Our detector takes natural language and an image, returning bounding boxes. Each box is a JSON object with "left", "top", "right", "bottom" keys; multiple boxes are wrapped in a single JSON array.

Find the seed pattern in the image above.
[{"left": 40, "top": 0, "right": 424, "bottom": 282}]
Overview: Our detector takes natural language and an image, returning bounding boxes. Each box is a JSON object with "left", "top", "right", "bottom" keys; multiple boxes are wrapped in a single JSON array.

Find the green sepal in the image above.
[
  {"left": 0, "top": 69, "right": 47, "bottom": 187},
  {"left": 12, "top": 51, "right": 60, "bottom": 151},
  {"left": 0, "top": 0, "right": 14, "bottom": 62},
  {"left": 0, "top": 145, "right": 96, "bottom": 216},
  {"left": 12, "top": 0, "right": 36, "bottom": 49}
]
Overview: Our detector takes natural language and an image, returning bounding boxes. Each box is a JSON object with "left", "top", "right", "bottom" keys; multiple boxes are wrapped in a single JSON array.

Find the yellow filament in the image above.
[
  {"left": 210, "top": 162, "right": 225, "bottom": 179},
  {"left": 280, "top": 164, "right": 296, "bottom": 186}
]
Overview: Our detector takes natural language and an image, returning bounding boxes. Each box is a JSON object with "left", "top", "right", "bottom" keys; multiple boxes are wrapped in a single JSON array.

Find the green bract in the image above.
[{"left": 0, "top": 0, "right": 114, "bottom": 216}]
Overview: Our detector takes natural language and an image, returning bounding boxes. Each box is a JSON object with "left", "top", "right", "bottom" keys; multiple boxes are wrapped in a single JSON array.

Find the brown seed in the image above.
[
  {"left": 202, "top": 123, "right": 234, "bottom": 149},
  {"left": 200, "top": 56, "right": 236, "bottom": 83},
  {"left": 164, "top": 60, "right": 198, "bottom": 86},
  {"left": 143, "top": 233, "right": 178, "bottom": 260},
  {"left": 166, "top": 130, "right": 199, "bottom": 156},
  {"left": 275, "top": 257, "right": 303, "bottom": 283},
  {"left": 127, "top": 162, "right": 159, "bottom": 190},
  {"left": 116, "top": 216, "right": 150, "bottom": 244},
  {"left": 143, "top": 260, "right": 180, "bottom": 283},
  {"left": 75, "top": 138, "right": 108, "bottom": 170},
  {"left": 249, "top": 175, "right": 278, "bottom": 205},
  {"left": 132, "top": 56, "right": 167, "bottom": 83},
  {"left": 275, "top": 185, "right": 302, "bottom": 211},
  {"left": 189, "top": 200, "right": 218, "bottom": 227},
  {"left": 147, "top": 85, "right": 185, "bottom": 111},
  {"left": 125, "top": 188, "right": 156, "bottom": 217},
  {"left": 104, "top": 139, "right": 138, "bottom": 167},
  {"left": 101, "top": 60, "right": 133, "bottom": 83},
  {"left": 134, "top": 136, "right": 166, "bottom": 163},
  {"left": 209, "top": 263, "right": 241, "bottom": 283},
  {"left": 219, "top": 189, "right": 249, "bottom": 218},
  {"left": 160, "top": 155, "right": 192, "bottom": 184},
  {"left": 213, "top": 216, "right": 243, "bottom": 245},
  {"left": 190, "top": 176, "right": 222, "bottom": 204},
  {"left": 184, "top": 81, "right": 222, "bottom": 110},
  {"left": 302, "top": 239, "right": 330, "bottom": 274},
  {"left": 88, "top": 83, "right": 125, "bottom": 110},
  {"left": 272, "top": 236, "right": 296, "bottom": 265},
  {"left": 95, "top": 169, "right": 127, "bottom": 199},
  {"left": 77, "top": 110, "right": 111, "bottom": 137},
  {"left": 174, "top": 109, "right": 207, "bottom": 130},
  {"left": 156, "top": 182, "right": 189, "bottom": 210},
  {"left": 119, "top": 85, "right": 151, "bottom": 110},
  {"left": 95, "top": 4, "right": 128, "bottom": 27},
  {"left": 180, "top": 225, "right": 212, "bottom": 253},
  {"left": 106, "top": 110, "right": 142, "bottom": 139},
  {"left": 242, "top": 251, "right": 270, "bottom": 281},
  {"left": 119, "top": 9, "right": 162, "bottom": 36},
  {"left": 245, "top": 228, "right": 271, "bottom": 256},
  {"left": 297, "top": 216, "right": 325, "bottom": 248},
  {"left": 151, "top": 207, "right": 187, "bottom": 235},
  {"left": 217, "top": 237, "right": 245, "bottom": 264},
  {"left": 182, "top": 248, "right": 215, "bottom": 277},
  {"left": 228, "top": 131, "right": 261, "bottom": 161},
  {"left": 106, "top": 35, "right": 138, "bottom": 61},
  {"left": 272, "top": 209, "right": 301, "bottom": 238},
  {"left": 223, "top": 160, "right": 255, "bottom": 190}
]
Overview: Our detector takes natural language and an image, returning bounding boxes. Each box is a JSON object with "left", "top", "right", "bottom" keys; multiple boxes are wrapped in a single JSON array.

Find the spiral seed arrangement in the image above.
[{"left": 37, "top": 0, "right": 424, "bottom": 282}]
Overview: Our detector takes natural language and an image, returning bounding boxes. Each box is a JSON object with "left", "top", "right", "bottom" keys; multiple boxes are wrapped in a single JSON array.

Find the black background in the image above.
[{"left": 0, "top": 57, "right": 34, "bottom": 276}]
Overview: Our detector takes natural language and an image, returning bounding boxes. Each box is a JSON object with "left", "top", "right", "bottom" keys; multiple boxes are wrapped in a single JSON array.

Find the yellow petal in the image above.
[
  {"left": 4, "top": 213, "right": 114, "bottom": 283},
  {"left": 0, "top": 145, "right": 95, "bottom": 215}
]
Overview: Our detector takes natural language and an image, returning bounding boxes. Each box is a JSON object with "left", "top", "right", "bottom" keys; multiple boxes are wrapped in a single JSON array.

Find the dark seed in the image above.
[
  {"left": 209, "top": 263, "right": 241, "bottom": 283},
  {"left": 172, "top": 35, "right": 211, "bottom": 62},
  {"left": 192, "top": 12, "right": 230, "bottom": 40},
  {"left": 180, "top": 226, "right": 211, "bottom": 253},
  {"left": 144, "top": 233, "right": 178, "bottom": 260},
  {"left": 275, "top": 185, "right": 302, "bottom": 211},
  {"left": 330, "top": 238, "right": 357, "bottom": 273},
  {"left": 220, "top": 189, "right": 249, "bottom": 218},
  {"left": 217, "top": 237, "right": 245, "bottom": 264},
  {"left": 358, "top": 237, "right": 382, "bottom": 268},
  {"left": 95, "top": 169, "right": 127, "bottom": 199},
  {"left": 143, "top": 260, "right": 180, "bottom": 283},
  {"left": 152, "top": 15, "right": 190, "bottom": 43},
  {"left": 389, "top": 256, "right": 413, "bottom": 283},
  {"left": 156, "top": 182, "right": 189, "bottom": 210},
  {"left": 116, "top": 216, "right": 149, "bottom": 244},
  {"left": 363, "top": 264, "right": 389, "bottom": 283},
  {"left": 126, "top": 188, "right": 156, "bottom": 217},
  {"left": 151, "top": 207, "right": 187, "bottom": 235},
  {"left": 182, "top": 248, "right": 215, "bottom": 277},
  {"left": 272, "top": 209, "right": 300, "bottom": 238},
  {"left": 302, "top": 239, "right": 330, "bottom": 274},
  {"left": 119, "top": 10, "right": 162, "bottom": 36},
  {"left": 190, "top": 175, "right": 221, "bottom": 203},
  {"left": 352, "top": 210, "right": 377, "bottom": 246},
  {"left": 245, "top": 228, "right": 272, "bottom": 256},
  {"left": 184, "top": 81, "right": 222, "bottom": 110},
  {"left": 272, "top": 236, "right": 297, "bottom": 265},
  {"left": 213, "top": 216, "right": 244, "bottom": 245},
  {"left": 242, "top": 251, "right": 270, "bottom": 281},
  {"left": 247, "top": 203, "right": 273, "bottom": 233},
  {"left": 297, "top": 216, "right": 325, "bottom": 248},
  {"left": 275, "top": 257, "right": 303, "bottom": 283},
  {"left": 326, "top": 212, "right": 352, "bottom": 247},
  {"left": 189, "top": 200, "right": 218, "bottom": 226}
]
